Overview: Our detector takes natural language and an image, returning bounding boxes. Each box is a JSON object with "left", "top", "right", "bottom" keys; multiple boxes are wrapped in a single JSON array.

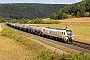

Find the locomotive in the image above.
[{"left": 6, "top": 22, "right": 74, "bottom": 43}]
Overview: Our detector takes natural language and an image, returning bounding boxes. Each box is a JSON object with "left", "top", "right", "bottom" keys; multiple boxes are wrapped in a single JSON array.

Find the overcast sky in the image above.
[{"left": 0, "top": 0, "right": 82, "bottom": 4}]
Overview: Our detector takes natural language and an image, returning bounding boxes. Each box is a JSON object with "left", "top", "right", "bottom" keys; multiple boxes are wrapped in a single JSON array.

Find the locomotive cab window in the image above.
[{"left": 66, "top": 30, "right": 72, "bottom": 35}]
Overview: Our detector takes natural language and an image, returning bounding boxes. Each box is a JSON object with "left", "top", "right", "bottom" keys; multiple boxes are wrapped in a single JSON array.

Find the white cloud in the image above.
[
  {"left": 44, "top": 0, "right": 55, "bottom": 4},
  {"left": 44, "top": 2, "right": 48, "bottom": 4},
  {"left": 50, "top": 0, "right": 55, "bottom": 4}
]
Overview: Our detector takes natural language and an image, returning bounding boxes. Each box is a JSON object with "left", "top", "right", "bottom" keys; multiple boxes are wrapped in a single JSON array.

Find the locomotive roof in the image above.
[
  {"left": 45, "top": 27, "right": 72, "bottom": 31},
  {"left": 46, "top": 27, "right": 66, "bottom": 30}
]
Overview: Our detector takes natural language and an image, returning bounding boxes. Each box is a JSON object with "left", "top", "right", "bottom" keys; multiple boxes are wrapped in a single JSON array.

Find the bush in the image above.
[
  {"left": 62, "top": 13, "right": 69, "bottom": 19},
  {"left": 30, "top": 18, "right": 44, "bottom": 24},
  {"left": 35, "top": 50, "right": 90, "bottom": 60},
  {"left": 35, "top": 50, "right": 61, "bottom": 60},
  {"left": 46, "top": 20, "right": 59, "bottom": 24},
  {"left": 50, "top": 12, "right": 69, "bottom": 20},
  {"left": 30, "top": 18, "right": 59, "bottom": 24}
]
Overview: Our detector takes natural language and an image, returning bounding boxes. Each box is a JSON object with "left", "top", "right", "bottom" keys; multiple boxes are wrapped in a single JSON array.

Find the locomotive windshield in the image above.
[{"left": 66, "top": 30, "right": 72, "bottom": 36}]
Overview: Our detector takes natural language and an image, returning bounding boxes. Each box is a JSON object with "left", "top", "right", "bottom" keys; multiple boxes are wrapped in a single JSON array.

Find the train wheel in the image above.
[{"left": 66, "top": 40, "right": 71, "bottom": 44}]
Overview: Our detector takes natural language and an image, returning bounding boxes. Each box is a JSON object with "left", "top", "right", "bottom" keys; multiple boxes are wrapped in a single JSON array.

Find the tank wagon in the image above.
[
  {"left": 23, "top": 25, "right": 28, "bottom": 32},
  {"left": 33, "top": 26, "right": 45, "bottom": 35},
  {"left": 27, "top": 26, "right": 34, "bottom": 33},
  {"left": 6, "top": 22, "right": 74, "bottom": 43},
  {"left": 18, "top": 24, "right": 23, "bottom": 30}
]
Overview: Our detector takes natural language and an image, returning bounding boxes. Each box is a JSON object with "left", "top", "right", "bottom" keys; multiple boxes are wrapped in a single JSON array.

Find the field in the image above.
[
  {"left": 58, "top": 17, "right": 90, "bottom": 23},
  {"left": 0, "top": 17, "right": 90, "bottom": 59},
  {"left": 1, "top": 24, "right": 90, "bottom": 60},
  {"left": 29, "top": 17, "right": 90, "bottom": 44},
  {"left": 0, "top": 24, "right": 34, "bottom": 60}
]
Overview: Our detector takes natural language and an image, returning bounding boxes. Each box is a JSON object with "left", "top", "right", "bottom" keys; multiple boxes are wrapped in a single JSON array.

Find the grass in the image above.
[
  {"left": 0, "top": 28, "right": 33, "bottom": 59},
  {"left": 1, "top": 28, "right": 48, "bottom": 60},
  {"left": 57, "top": 17, "right": 90, "bottom": 23},
  {"left": 33, "top": 37, "right": 78, "bottom": 54},
  {"left": 66, "top": 23, "right": 90, "bottom": 43},
  {"left": 29, "top": 23, "right": 90, "bottom": 44},
  {"left": 1, "top": 27, "right": 90, "bottom": 60},
  {"left": 35, "top": 50, "right": 90, "bottom": 60},
  {"left": 0, "top": 35, "right": 32, "bottom": 60}
]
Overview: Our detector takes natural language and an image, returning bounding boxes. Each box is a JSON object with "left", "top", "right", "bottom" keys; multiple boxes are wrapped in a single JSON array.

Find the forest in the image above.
[
  {"left": 0, "top": 3, "right": 67, "bottom": 19},
  {"left": 50, "top": 0, "right": 90, "bottom": 20}
]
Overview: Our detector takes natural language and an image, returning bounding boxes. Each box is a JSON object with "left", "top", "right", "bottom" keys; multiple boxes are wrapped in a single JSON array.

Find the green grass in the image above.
[
  {"left": 30, "top": 23, "right": 90, "bottom": 44},
  {"left": 1, "top": 27, "right": 90, "bottom": 60},
  {"left": 35, "top": 50, "right": 90, "bottom": 60}
]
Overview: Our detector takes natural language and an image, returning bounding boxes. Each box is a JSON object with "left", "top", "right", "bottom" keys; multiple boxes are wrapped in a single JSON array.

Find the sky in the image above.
[{"left": 0, "top": 0, "right": 82, "bottom": 4}]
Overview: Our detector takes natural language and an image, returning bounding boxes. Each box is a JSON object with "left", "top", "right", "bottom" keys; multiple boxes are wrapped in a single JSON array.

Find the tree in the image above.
[
  {"left": 85, "top": 0, "right": 90, "bottom": 16},
  {"left": 0, "top": 3, "right": 67, "bottom": 19},
  {"left": 57, "top": 12, "right": 68, "bottom": 19},
  {"left": 50, "top": 13, "right": 58, "bottom": 20}
]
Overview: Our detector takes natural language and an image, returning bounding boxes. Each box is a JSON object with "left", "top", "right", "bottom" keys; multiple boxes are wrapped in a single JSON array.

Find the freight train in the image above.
[{"left": 6, "top": 22, "right": 74, "bottom": 43}]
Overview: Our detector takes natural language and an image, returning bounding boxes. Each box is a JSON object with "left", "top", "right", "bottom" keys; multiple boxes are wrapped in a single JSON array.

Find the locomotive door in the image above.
[{"left": 62, "top": 32, "right": 66, "bottom": 40}]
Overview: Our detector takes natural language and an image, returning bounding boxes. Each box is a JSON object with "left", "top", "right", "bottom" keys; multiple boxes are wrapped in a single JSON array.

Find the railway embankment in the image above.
[{"left": 0, "top": 24, "right": 33, "bottom": 60}]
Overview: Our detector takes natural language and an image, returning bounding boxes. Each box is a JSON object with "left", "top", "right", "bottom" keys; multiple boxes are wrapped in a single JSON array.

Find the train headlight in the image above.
[
  {"left": 72, "top": 37, "right": 74, "bottom": 40},
  {"left": 66, "top": 37, "right": 68, "bottom": 40}
]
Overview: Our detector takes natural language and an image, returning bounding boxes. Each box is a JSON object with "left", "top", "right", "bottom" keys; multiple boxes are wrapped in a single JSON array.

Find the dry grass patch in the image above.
[
  {"left": 0, "top": 23, "right": 3, "bottom": 32},
  {"left": 1, "top": 27, "right": 49, "bottom": 60},
  {"left": 42, "top": 18, "right": 50, "bottom": 22},
  {"left": 0, "top": 35, "right": 33, "bottom": 60},
  {"left": 0, "top": 24, "right": 32, "bottom": 60},
  {"left": 58, "top": 17, "right": 90, "bottom": 23}
]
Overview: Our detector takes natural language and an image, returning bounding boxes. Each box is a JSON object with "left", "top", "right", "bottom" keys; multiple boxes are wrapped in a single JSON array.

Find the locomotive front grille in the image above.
[{"left": 68, "top": 37, "right": 73, "bottom": 42}]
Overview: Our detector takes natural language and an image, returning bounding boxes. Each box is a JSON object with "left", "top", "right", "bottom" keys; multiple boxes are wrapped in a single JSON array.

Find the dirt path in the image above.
[{"left": 0, "top": 23, "right": 32, "bottom": 60}]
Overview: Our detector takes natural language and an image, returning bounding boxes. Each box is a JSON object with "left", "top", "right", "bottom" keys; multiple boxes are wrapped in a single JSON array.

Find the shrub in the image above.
[
  {"left": 47, "top": 20, "right": 59, "bottom": 24},
  {"left": 30, "top": 18, "right": 59, "bottom": 24},
  {"left": 30, "top": 18, "right": 44, "bottom": 24},
  {"left": 35, "top": 50, "right": 90, "bottom": 60}
]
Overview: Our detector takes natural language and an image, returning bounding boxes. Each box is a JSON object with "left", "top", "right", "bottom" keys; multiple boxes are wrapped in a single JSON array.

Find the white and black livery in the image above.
[{"left": 6, "top": 22, "right": 74, "bottom": 43}]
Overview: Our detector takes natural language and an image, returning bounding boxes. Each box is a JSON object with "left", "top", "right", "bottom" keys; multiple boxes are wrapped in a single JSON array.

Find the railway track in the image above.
[
  {"left": 33, "top": 34, "right": 90, "bottom": 53},
  {"left": 5, "top": 24, "right": 90, "bottom": 54},
  {"left": 71, "top": 41, "right": 90, "bottom": 50}
]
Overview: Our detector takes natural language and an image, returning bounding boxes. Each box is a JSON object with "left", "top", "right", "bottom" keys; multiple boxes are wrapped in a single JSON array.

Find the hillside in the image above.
[
  {"left": 50, "top": 0, "right": 90, "bottom": 20},
  {"left": 0, "top": 3, "right": 67, "bottom": 19}
]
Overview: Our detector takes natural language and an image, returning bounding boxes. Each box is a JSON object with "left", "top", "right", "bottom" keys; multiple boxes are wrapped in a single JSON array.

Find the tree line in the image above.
[
  {"left": 0, "top": 3, "right": 67, "bottom": 19},
  {"left": 50, "top": 0, "right": 90, "bottom": 20},
  {"left": 0, "top": 17, "right": 59, "bottom": 24}
]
